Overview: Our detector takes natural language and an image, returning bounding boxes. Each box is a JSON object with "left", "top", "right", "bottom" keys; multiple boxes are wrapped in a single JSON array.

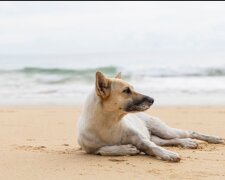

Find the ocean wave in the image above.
[
  {"left": 129, "top": 66, "right": 225, "bottom": 77},
  {"left": 0, "top": 66, "right": 119, "bottom": 84},
  {"left": 0, "top": 66, "right": 118, "bottom": 75},
  {"left": 0, "top": 66, "right": 225, "bottom": 80}
]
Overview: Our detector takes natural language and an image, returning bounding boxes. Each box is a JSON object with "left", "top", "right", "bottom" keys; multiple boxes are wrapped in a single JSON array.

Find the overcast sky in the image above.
[{"left": 1, "top": 1, "right": 225, "bottom": 54}]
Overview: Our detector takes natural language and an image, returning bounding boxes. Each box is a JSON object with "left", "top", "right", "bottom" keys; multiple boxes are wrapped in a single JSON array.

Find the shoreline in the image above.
[{"left": 1, "top": 104, "right": 225, "bottom": 108}]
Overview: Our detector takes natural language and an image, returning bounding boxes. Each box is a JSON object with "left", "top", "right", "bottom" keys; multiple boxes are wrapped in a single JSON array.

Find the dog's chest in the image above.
[
  {"left": 97, "top": 125, "right": 123, "bottom": 144},
  {"left": 123, "top": 114, "right": 151, "bottom": 139}
]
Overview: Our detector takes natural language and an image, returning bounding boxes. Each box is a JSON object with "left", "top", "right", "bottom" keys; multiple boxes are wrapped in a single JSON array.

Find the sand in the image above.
[{"left": 0, "top": 106, "right": 225, "bottom": 180}]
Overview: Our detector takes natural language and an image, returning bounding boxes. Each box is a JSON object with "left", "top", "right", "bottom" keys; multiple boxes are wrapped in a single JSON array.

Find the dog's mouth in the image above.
[{"left": 125, "top": 96, "right": 154, "bottom": 113}]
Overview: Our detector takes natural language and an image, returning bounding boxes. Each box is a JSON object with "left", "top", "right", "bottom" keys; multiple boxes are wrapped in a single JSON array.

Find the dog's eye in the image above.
[{"left": 122, "top": 87, "right": 131, "bottom": 94}]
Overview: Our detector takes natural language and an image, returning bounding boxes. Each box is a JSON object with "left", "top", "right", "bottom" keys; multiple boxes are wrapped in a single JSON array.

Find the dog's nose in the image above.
[
  {"left": 150, "top": 98, "right": 154, "bottom": 104},
  {"left": 144, "top": 96, "right": 154, "bottom": 104}
]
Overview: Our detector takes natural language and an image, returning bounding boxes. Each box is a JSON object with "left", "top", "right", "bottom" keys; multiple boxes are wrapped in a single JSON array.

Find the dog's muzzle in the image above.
[{"left": 125, "top": 96, "right": 154, "bottom": 112}]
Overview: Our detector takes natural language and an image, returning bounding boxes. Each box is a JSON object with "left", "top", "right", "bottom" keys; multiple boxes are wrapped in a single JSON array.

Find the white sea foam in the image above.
[{"left": 1, "top": 53, "right": 225, "bottom": 105}]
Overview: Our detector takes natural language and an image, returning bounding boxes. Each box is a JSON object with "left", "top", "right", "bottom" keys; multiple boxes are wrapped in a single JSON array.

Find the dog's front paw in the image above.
[
  {"left": 179, "top": 138, "right": 198, "bottom": 149},
  {"left": 125, "top": 144, "right": 140, "bottom": 155},
  {"left": 206, "top": 136, "right": 224, "bottom": 144},
  {"left": 160, "top": 150, "right": 181, "bottom": 162}
]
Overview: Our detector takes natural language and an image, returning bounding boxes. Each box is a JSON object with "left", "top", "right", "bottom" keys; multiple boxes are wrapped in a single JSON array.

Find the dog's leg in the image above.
[
  {"left": 95, "top": 144, "right": 140, "bottom": 156},
  {"left": 151, "top": 135, "right": 198, "bottom": 149},
  {"left": 189, "top": 131, "right": 224, "bottom": 143},
  {"left": 142, "top": 114, "right": 224, "bottom": 144},
  {"left": 124, "top": 130, "right": 181, "bottom": 162}
]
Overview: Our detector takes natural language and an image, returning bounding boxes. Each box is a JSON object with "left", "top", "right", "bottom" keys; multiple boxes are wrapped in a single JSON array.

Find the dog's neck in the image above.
[
  {"left": 96, "top": 103, "right": 125, "bottom": 124},
  {"left": 83, "top": 90, "right": 126, "bottom": 127}
]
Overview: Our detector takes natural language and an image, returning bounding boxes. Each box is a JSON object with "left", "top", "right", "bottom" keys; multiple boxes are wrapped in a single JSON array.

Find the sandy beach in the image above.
[{"left": 0, "top": 106, "right": 225, "bottom": 180}]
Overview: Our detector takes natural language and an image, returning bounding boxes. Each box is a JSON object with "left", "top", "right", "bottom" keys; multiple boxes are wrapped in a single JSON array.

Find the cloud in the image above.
[{"left": 1, "top": 2, "right": 225, "bottom": 54}]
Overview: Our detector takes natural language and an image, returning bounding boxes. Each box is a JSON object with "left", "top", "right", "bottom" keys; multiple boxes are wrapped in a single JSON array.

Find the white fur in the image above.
[{"left": 77, "top": 89, "right": 224, "bottom": 162}]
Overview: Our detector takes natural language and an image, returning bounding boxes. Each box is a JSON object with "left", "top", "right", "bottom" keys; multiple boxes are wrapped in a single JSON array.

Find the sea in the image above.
[{"left": 1, "top": 51, "right": 225, "bottom": 106}]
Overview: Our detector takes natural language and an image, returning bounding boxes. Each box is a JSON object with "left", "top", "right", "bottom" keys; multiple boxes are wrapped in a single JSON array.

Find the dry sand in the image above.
[{"left": 0, "top": 106, "right": 225, "bottom": 180}]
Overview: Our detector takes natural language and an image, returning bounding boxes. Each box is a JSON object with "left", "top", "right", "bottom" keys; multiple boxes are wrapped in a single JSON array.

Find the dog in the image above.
[{"left": 77, "top": 71, "right": 224, "bottom": 162}]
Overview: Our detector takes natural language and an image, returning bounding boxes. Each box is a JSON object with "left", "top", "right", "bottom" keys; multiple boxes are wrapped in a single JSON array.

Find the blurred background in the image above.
[{"left": 1, "top": 1, "right": 225, "bottom": 106}]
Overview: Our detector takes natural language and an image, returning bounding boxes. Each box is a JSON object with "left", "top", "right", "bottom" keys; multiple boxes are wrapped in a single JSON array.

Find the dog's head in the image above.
[{"left": 95, "top": 71, "right": 154, "bottom": 114}]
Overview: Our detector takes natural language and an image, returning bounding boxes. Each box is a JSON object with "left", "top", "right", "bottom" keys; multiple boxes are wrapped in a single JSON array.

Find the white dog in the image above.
[{"left": 77, "top": 72, "right": 224, "bottom": 162}]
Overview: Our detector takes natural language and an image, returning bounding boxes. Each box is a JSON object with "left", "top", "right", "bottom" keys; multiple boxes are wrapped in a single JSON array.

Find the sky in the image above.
[{"left": 1, "top": 1, "right": 225, "bottom": 54}]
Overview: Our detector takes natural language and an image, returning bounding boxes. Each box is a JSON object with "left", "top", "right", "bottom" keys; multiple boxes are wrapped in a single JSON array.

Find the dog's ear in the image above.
[
  {"left": 115, "top": 72, "right": 122, "bottom": 79},
  {"left": 96, "top": 71, "right": 111, "bottom": 99}
]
